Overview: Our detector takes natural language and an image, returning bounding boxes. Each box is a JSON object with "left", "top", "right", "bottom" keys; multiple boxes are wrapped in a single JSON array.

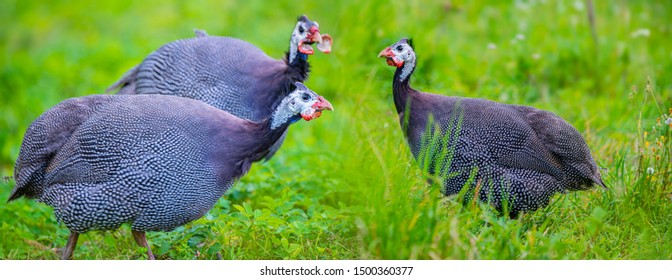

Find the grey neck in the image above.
[
  {"left": 289, "top": 43, "right": 299, "bottom": 64},
  {"left": 399, "top": 57, "right": 416, "bottom": 82},
  {"left": 270, "top": 99, "right": 296, "bottom": 130},
  {"left": 289, "top": 40, "right": 299, "bottom": 64}
]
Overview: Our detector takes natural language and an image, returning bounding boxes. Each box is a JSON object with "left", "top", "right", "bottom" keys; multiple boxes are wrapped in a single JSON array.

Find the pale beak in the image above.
[
  {"left": 309, "top": 26, "right": 322, "bottom": 43},
  {"left": 307, "top": 26, "right": 332, "bottom": 54},
  {"left": 301, "top": 96, "right": 334, "bottom": 121},
  {"left": 378, "top": 47, "right": 393, "bottom": 58},
  {"left": 312, "top": 96, "right": 334, "bottom": 111}
]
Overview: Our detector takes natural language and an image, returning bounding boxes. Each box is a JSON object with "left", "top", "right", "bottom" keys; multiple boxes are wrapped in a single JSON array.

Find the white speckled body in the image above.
[
  {"left": 384, "top": 39, "right": 604, "bottom": 216},
  {"left": 10, "top": 94, "right": 288, "bottom": 232}
]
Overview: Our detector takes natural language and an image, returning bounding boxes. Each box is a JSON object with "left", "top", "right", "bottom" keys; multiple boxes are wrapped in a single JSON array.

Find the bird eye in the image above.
[
  {"left": 301, "top": 94, "right": 310, "bottom": 101},
  {"left": 396, "top": 45, "right": 403, "bottom": 52},
  {"left": 298, "top": 26, "right": 305, "bottom": 33}
]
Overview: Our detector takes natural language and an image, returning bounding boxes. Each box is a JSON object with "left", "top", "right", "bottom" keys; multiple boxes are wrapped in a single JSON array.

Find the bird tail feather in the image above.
[
  {"left": 106, "top": 65, "right": 139, "bottom": 93},
  {"left": 594, "top": 176, "right": 607, "bottom": 189}
]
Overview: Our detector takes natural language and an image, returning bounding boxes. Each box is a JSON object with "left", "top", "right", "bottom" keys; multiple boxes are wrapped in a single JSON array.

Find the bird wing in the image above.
[
  {"left": 478, "top": 104, "right": 567, "bottom": 179},
  {"left": 10, "top": 95, "right": 115, "bottom": 201},
  {"left": 128, "top": 36, "right": 281, "bottom": 121},
  {"left": 414, "top": 96, "right": 566, "bottom": 179},
  {"left": 516, "top": 105, "right": 605, "bottom": 188}
]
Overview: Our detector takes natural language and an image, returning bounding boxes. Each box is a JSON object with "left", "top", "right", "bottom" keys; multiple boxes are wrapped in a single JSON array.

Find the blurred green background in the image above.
[{"left": 0, "top": 0, "right": 670, "bottom": 259}]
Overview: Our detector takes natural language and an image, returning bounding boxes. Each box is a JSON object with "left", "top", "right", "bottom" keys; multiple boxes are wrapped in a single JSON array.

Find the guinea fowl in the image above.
[
  {"left": 378, "top": 38, "right": 605, "bottom": 217},
  {"left": 107, "top": 15, "right": 332, "bottom": 160},
  {"left": 8, "top": 82, "right": 333, "bottom": 259}
]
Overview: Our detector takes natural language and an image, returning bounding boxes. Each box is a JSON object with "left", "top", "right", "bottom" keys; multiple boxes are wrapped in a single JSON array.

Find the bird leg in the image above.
[
  {"left": 60, "top": 232, "right": 79, "bottom": 260},
  {"left": 131, "top": 230, "right": 155, "bottom": 260}
]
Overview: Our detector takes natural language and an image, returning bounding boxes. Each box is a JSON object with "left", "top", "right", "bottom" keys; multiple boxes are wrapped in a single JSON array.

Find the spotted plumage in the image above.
[
  {"left": 379, "top": 38, "right": 605, "bottom": 217},
  {"left": 107, "top": 15, "right": 332, "bottom": 160},
  {"left": 8, "top": 83, "right": 333, "bottom": 259}
]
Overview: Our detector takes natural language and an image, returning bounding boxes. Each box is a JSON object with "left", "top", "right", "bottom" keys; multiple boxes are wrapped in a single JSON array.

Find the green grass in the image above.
[{"left": 1, "top": 0, "right": 670, "bottom": 259}]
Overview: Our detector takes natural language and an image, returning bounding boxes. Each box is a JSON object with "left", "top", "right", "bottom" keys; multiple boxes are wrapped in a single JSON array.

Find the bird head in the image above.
[
  {"left": 378, "top": 38, "right": 415, "bottom": 68},
  {"left": 278, "top": 82, "right": 334, "bottom": 122},
  {"left": 291, "top": 15, "right": 333, "bottom": 55},
  {"left": 289, "top": 82, "right": 334, "bottom": 121},
  {"left": 272, "top": 82, "right": 333, "bottom": 129}
]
